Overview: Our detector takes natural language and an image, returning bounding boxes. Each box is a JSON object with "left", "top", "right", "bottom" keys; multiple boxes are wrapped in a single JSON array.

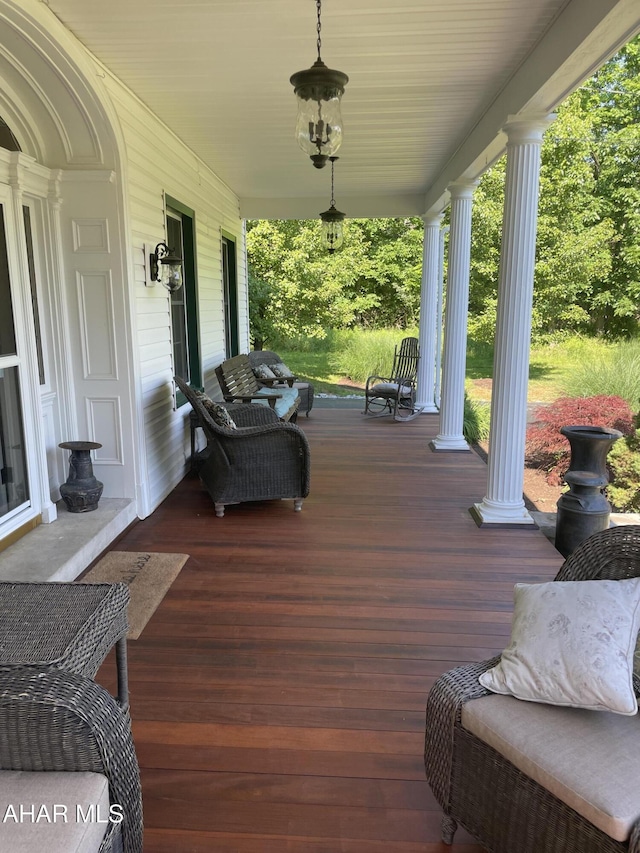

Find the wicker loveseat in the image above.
[
  {"left": 176, "top": 376, "right": 310, "bottom": 517},
  {"left": 0, "top": 665, "right": 142, "bottom": 852},
  {"left": 215, "top": 354, "right": 299, "bottom": 421},
  {"left": 248, "top": 350, "right": 314, "bottom": 417},
  {"left": 424, "top": 525, "right": 640, "bottom": 853}
]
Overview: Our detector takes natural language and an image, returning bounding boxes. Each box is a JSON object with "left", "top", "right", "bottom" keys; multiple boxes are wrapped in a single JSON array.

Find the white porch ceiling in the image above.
[{"left": 45, "top": 0, "right": 640, "bottom": 218}]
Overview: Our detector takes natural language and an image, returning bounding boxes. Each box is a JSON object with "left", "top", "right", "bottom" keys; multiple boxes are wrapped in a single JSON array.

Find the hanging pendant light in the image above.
[
  {"left": 319, "top": 156, "right": 345, "bottom": 253},
  {"left": 290, "top": 0, "right": 348, "bottom": 169}
]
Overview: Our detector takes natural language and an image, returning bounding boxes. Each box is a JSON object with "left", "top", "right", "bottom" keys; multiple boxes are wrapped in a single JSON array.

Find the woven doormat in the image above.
[{"left": 79, "top": 551, "right": 189, "bottom": 639}]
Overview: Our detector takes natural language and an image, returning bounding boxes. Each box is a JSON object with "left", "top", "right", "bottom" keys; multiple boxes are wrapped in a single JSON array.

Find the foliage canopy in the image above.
[{"left": 247, "top": 36, "right": 640, "bottom": 348}]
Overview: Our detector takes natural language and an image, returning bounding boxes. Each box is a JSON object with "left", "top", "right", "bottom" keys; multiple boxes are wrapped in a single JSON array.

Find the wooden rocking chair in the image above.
[{"left": 364, "top": 336, "right": 422, "bottom": 421}]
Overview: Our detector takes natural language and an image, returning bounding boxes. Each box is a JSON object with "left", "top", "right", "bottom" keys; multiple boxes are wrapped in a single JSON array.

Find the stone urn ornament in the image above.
[
  {"left": 59, "top": 441, "right": 103, "bottom": 512},
  {"left": 554, "top": 425, "right": 622, "bottom": 557}
]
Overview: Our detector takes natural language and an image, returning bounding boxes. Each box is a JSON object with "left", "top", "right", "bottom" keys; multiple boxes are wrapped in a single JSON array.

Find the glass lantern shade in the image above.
[
  {"left": 320, "top": 204, "right": 345, "bottom": 253},
  {"left": 160, "top": 261, "right": 183, "bottom": 293},
  {"left": 291, "top": 61, "right": 348, "bottom": 168}
]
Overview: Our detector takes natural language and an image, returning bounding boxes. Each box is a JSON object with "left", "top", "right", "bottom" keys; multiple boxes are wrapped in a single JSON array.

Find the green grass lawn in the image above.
[
  {"left": 277, "top": 350, "right": 366, "bottom": 396},
  {"left": 278, "top": 334, "right": 624, "bottom": 403},
  {"left": 466, "top": 337, "right": 613, "bottom": 403}
]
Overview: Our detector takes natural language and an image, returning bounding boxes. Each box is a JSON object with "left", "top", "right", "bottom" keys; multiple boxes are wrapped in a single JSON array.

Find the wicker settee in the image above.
[
  {"left": 248, "top": 350, "right": 314, "bottom": 417},
  {"left": 424, "top": 525, "right": 640, "bottom": 853},
  {"left": 0, "top": 665, "right": 143, "bottom": 852}
]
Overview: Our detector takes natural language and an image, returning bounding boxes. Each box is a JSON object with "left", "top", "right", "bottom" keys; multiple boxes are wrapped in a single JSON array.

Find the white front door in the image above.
[{"left": 0, "top": 183, "right": 43, "bottom": 540}]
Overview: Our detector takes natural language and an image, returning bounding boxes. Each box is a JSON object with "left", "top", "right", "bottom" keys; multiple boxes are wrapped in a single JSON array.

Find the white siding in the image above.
[{"left": 103, "top": 75, "right": 249, "bottom": 514}]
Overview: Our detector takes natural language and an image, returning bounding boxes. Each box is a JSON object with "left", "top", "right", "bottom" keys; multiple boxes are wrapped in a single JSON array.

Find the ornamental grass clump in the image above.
[{"left": 525, "top": 395, "right": 634, "bottom": 486}]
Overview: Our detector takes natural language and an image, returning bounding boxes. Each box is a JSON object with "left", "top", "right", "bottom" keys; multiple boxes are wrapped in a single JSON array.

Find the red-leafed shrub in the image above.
[{"left": 525, "top": 395, "right": 634, "bottom": 486}]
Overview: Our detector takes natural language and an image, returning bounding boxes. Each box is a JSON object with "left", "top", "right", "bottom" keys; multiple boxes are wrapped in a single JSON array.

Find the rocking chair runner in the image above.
[{"left": 364, "top": 336, "right": 422, "bottom": 421}]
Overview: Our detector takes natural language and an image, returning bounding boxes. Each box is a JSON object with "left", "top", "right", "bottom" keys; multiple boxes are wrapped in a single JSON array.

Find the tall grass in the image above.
[
  {"left": 332, "top": 328, "right": 418, "bottom": 383},
  {"left": 562, "top": 339, "right": 640, "bottom": 407}
]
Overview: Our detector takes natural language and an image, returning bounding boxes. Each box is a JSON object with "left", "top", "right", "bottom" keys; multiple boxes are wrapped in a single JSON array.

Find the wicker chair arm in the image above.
[
  {"left": 0, "top": 666, "right": 142, "bottom": 853},
  {"left": 225, "top": 403, "right": 279, "bottom": 427},
  {"left": 554, "top": 524, "right": 640, "bottom": 582},
  {"left": 424, "top": 656, "right": 500, "bottom": 811}
]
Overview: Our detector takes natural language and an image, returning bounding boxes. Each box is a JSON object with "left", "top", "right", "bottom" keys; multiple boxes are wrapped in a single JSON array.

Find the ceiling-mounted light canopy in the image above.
[
  {"left": 149, "top": 242, "right": 184, "bottom": 292},
  {"left": 319, "top": 156, "right": 345, "bottom": 253},
  {"left": 290, "top": 0, "right": 348, "bottom": 169}
]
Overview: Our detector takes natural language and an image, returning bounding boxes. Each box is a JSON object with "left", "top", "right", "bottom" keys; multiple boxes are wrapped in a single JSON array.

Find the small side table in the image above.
[
  {"left": 0, "top": 582, "right": 130, "bottom": 710},
  {"left": 58, "top": 441, "right": 104, "bottom": 512}
]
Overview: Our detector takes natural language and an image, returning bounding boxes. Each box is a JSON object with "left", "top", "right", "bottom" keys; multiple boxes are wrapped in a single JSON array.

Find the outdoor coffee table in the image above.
[{"left": 0, "top": 581, "right": 130, "bottom": 710}]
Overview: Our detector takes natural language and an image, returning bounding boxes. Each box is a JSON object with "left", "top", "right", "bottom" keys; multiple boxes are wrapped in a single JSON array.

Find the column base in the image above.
[
  {"left": 416, "top": 401, "right": 439, "bottom": 414},
  {"left": 470, "top": 500, "right": 537, "bottom": 528},
  {"left": 430, "top": 435, "right": 470, "bottom": 452}
]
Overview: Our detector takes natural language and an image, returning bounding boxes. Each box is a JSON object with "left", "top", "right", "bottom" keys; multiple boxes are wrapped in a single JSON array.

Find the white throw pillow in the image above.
[
  {"left": 271, "top": 362, "right": 294, "bottom": 378},
  {"left": 253, "top": 363, "right": 276, "bottom": 380},
  {"left": 479, "top": 578, "right": 640, "bottom": 715}
]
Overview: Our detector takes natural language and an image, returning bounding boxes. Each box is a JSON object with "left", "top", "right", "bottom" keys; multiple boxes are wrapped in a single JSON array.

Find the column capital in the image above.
[
  {"left": 447, "top": 178, "right": 479, "bottom": 200},
  {"left": 503, "top": 112, "right": 556, "bottom": 145},
  {"left": 421, "top": 211, "right": 444, "bottom": 228}
]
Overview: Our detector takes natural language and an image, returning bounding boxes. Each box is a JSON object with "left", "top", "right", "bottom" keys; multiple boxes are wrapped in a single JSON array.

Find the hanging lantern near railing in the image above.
[
  {"left": 319, "top": 156, "right": 346, "bottom": 253},
  {"left": 290, "top": 0, "right": 348, "bottom": 169}
]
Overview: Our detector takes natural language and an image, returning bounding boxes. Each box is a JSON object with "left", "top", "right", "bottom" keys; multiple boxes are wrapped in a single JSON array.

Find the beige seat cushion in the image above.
[
  {"left": 0, "top": 770, "right": 111, "bottom": 852},
  {"left": 462, "top": 693, "right": 640, "bottom": 842}
]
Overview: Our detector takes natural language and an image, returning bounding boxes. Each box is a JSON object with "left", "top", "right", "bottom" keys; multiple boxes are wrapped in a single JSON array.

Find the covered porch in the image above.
[{"left": 96, "top": 407, "right": 562, "bottom": 850}]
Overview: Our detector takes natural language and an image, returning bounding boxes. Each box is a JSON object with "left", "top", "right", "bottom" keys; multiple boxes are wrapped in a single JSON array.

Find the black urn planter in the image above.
[
  {"left": 59, "top": 441, "right": 103, "bottom": 513},
  {"left": 554, "top": 425, "right": 622, "bottom": 558}
]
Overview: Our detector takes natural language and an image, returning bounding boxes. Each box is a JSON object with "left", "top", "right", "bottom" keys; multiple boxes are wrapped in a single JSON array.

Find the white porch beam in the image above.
[
  {"left": 416, "top": 213, "right": 443, "bottom": 413},
  {"left": 431, "top": 180, "right": 477, "bottom": 452},
  {"left": 472, "top": 114, "right": 555, "bottom": 527},
  {"left": 239, "top": 194, "right": 427, "bottom": 221},
  {"left": 422, "top": 0, "right": 640, "bottom": 216}
]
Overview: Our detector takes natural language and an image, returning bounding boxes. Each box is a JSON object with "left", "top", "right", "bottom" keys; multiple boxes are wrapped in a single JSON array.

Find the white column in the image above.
[
  {"left": 473, "top": 113, "right": 555, "bottom": 526},
  {"left": 416, "top": 213, "right": 443, "bottom": 413},
  {"left": 434, "top": 225, "right": 448, "bottom": 409},
  {"left": 431, "top": 180, "right": 477, "bottom": 451}
]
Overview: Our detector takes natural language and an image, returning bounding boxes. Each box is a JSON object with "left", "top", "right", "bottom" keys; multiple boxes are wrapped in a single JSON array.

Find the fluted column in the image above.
[
  {"left": 434, "top": 225, "right": 448, "bottom": 408},
  {"left": 416, "top": 213, "right": 443, "bottom": 413},
  {"left": 473, "top": 113, "right": 555, "bottom": 525},
  {"left": 431, "top": 180, "right": 477, "bottom": 451}
]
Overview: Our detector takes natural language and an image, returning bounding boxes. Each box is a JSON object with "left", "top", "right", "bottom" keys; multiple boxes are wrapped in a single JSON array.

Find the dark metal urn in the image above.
[
  {"left": 554, "top": 425, "right": 622, "bottom": 558},
  {"left": 59, "top": 441, "right": 103, "bottom": 513}
]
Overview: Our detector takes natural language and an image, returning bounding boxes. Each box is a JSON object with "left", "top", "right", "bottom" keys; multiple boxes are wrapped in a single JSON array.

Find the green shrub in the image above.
[
  {"left": 608, "top": 414, "right": 640, "bottom": 512},
  {"left": 463, "top": 395, "right": 491, "bottom": 444},
  {"left": 562, "top": 339, "right": 640, "bottom": 405},
  {"left": 525, "top": 395, "right": 634, "bottom": 485}
]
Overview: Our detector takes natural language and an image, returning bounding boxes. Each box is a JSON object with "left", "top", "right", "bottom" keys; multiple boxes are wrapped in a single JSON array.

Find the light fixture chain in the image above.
[
  {"left": 330, "top": 157, "right": 335, "bottom": 205},
  {"left": 316, "top": 0, "right": 322, "bottom": 60}
]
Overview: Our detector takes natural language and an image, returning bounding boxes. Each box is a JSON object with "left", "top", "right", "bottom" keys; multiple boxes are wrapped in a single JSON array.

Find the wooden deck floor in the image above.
[{"left": 101, "top": 407, "right": 563, "bottom": 852}]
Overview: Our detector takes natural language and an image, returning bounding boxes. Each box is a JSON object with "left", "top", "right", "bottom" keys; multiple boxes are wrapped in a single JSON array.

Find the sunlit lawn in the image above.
[
  {"left": 280, "top": 336, "right": 614, "bottom": 403},
  {"left": 278, "top": 350, "right": 365, "bottom": 397}
]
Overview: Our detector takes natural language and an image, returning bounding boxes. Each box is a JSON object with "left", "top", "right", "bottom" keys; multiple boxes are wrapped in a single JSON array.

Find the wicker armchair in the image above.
[
  {"left": 424, "top": 525, "right": 640, "bottom": 853},
  {"left": 175, "top": 376, "right": 310, "bottom": 517},
  {"left": 0, "top": 665, "right": 143, "bottom": 853}
]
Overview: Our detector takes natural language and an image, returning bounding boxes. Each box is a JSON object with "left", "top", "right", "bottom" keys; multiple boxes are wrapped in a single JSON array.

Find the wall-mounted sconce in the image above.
[{"left": 149, "top": 242, "right": 184, "bottom": 292}]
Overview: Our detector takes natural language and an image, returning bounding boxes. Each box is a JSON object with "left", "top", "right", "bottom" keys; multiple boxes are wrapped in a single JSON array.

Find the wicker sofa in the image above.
[
  {"left": 424, "top": 525, "right": 640, "bottom": 853},
  {"left": 0, "top": 665, "right": 143, "bottom": 852},
  {"left": 248, "top": 350, "right": 314, "bottom": 417}
]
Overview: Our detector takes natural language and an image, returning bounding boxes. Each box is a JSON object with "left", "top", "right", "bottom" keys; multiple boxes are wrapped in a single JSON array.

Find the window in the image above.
[
  {"left": 165, "top": 196, "right": 201, "bottom": 401},
  {"left": 222, "top": 233, "right": 239, "bottom": 358}
]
